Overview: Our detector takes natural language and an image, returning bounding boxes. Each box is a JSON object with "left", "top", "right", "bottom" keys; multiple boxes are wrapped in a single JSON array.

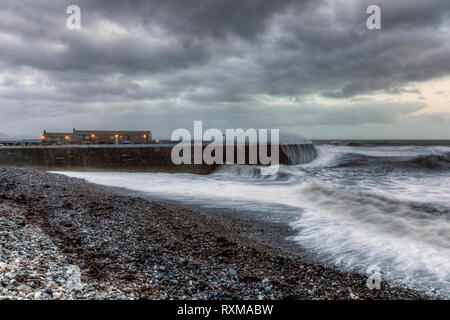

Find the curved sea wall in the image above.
[
  {"left": 280, "top": 143, "right": 317, "bottom": 164},
  {"left": 0, "top": 143, "right": 317, "bottom": 173}
]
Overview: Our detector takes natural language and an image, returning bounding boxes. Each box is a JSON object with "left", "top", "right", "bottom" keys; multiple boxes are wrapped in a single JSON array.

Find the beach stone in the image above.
[
  {"left": 4, "top": 273, "right": 14, "bottom": 280},
  {"left": 53, "top": 292, "right": 62, "bottom": 299},
  {"left": 228, "top": 268, "right": 237, "bottom": 277},
  {"left": 0, "top": 262, "right": 7, "bottom": 272}
]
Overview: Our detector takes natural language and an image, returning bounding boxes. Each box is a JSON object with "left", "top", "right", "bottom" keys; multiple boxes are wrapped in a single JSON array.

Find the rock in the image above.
[
  {"left": 190, "top": 260, "right": 199, "bottom": 266},
  {"left": 4, "top": 273, "right": 14, "bottom": 280},
  {"left": 0, "top": 262, "right": 7, "bottom": 272},
  {"left": 52, "top": 292, "right": 62, "bottom": 299},
  {"left": 228, "top": 268, "right": 237, "bottom": 277}
]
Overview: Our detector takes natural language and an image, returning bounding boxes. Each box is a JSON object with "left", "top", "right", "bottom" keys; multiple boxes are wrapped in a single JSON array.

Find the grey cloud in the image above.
[
  {"left": 219, "top": 101, "right": 427, "bottom": 127},
  {"left": 407, "top": 112, "right": 450, "bottom": 124},
  {"left": 387, "top": 88, "right": 421, "bottom": 95},
  {"left": 2, "top": 0, "right": 450, "bottom": 94},
  {"left": 86, "top": 0, "right": 305, "bottom": 40},
  {"left": 373, "top": 0, "right": 450, "bottom": 29}
]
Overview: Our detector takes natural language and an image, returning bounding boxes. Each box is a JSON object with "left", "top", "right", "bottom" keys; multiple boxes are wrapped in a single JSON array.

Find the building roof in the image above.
[
  {"left": 42, "top": 130, "right": 151, "bottom": 136},
  {"left": 73, "top": 130, "right": 150, "bottom": 135},
  {"left": 0, "top": 139, "right": 42, "bottom": 143},
  {"left": 43, "top": 133, "right": 72, "bottom": 137}
]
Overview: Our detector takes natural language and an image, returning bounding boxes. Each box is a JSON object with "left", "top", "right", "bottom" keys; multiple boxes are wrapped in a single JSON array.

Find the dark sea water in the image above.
[{"left": 56, "top": 140, "right": 450, "bottom": 298}]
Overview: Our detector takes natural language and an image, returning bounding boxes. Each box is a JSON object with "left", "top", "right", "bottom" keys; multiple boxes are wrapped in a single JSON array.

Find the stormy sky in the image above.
[{"left": 0, "top": 0, "right": 449, "bottom": 139}]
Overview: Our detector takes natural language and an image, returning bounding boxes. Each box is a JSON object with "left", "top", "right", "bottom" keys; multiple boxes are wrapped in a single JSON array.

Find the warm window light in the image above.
[
  {"left": 91, "top": 134, "right": 95, "bottom": 138},
  {"left": 41, "top": 135, "right": 46, "bottom": 140},
  {"left": 155, "top": 139, "right": 159, "bottom": 144},
  {"left": 65, "top": 136, "right": 70, "bottom": 140},
  {"left": 143, "top": 134, "right": 147, "bottom": 139},
  {"left": 114, "top": 134, "right": 119, "bottom": 138}
]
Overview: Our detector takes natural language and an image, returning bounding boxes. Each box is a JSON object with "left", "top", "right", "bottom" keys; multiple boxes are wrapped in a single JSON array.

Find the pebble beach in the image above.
[{"left": 0, "top": 168, "right": 426, "bottom": 300}]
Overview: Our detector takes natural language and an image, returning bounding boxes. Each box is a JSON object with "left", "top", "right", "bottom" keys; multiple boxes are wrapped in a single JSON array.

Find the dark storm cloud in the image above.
[
  {"left": 0, "top": 0, "right": 308, "bottom": 74},
  {"left": 270, "top": 0, "right": 450, "bottom": 98},
  {"left": 87, "top": 0, "right": 305, "bottom": 40},
  {"left": 375, "top": 0, "right": 450, "bottom": 28},
  {"left": 0, "top": 0, "right": 449, "bottom": 137}
]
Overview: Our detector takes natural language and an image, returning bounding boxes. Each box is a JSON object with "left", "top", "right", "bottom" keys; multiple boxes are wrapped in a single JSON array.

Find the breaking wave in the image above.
[
  {"left": 290, "top": 183, "right": 450, "bottom": 297},
  {"left": 280, "top": 143, "right": 317, "bottom": 165},
  {"left": 333, "top": 152, "right": 450, "bottom": 171}
]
